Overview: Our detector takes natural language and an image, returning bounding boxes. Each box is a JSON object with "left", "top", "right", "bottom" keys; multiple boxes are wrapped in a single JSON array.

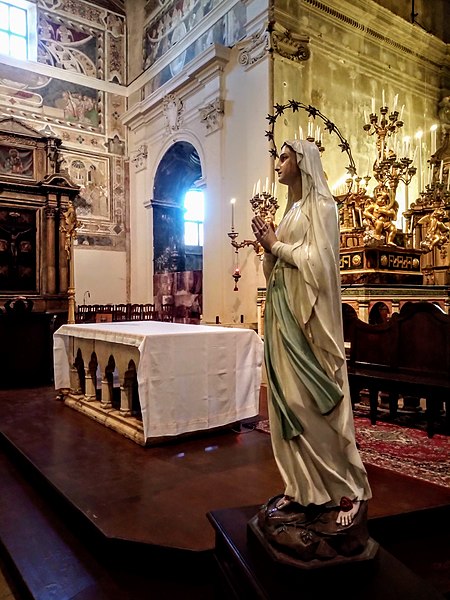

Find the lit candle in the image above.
[
  {"left": 371, "top": 97, "right": 375, "bottom": 114},
  {"left": 256, "top": 179, "right": 260, "bottom": 195},
  {"left": 447, "top": 168, "right": 450, "bottom": 191},
  {"left": 415, "top": 130, "right": 423, "bottom": 191},
  {"left": 230, "top": 198, "right": 236, "bottom": 230},
  {"left": 364, "top": 110, "right": 369, "bottom": 124},
  {"left": 308, "top": 120, "right": 313, "bottom": 138},
  {"left": 265, "top": 177, "right": 269, "bottom": 193},
  {"left": 439, "top": 160, "right": 444, "bottom": 183},
  {"left": 252, "top": 182, "right": 256, "bottom": 197},
  {"left": 382, "top": 89, "right": 386, "bottom": 108},
  {"left": 399, "top": 104, "right": 405, "bottom": 121},
  {"left": 299, "top": 125, "right": 304, "bottom": 140},
  {"left": 430, "top": 124, "right": 437, "bottom": 155},
  {"left": 393, "top": 94, "right": 398, "bottom": 112},
  {"left": 403, "top": 135, "right": 410, "bottom": 158}
]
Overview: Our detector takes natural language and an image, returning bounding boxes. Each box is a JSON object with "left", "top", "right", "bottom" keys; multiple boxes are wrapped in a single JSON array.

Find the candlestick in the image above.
[{"left": 230, "top": 197, "right": 236, "bottom": 230}]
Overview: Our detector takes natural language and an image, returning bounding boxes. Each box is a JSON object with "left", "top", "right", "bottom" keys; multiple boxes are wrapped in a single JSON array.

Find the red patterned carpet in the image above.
[{"left": 255, "top": 416, "right": 450, "bottom": 489}]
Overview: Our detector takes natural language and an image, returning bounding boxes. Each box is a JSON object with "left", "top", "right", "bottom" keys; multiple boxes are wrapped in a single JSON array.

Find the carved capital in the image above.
[
  {"left": 199, "top": 98, "right": 224, "bottom": 134},
  {"left": 131, "top": 144, "right": 148, "bottom": 171},
  {"left": 45, "top": 206, "right": 57, "bottom": 219},
  {"left": 163, "top": 93, "right": 184, "bottom": 133},
  {"left": 237, "top": 25, "right": 270, "bottom": 70},
  {"left": 269, "top": 22, "right": 310, "bottom": 63}
]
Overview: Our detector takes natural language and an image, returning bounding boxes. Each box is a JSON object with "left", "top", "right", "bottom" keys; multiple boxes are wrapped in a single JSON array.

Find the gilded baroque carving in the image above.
[
  {"left": 269, "top": 22, "right": 310, "bottom": 63},
  {"left": 238, "top": 25, "right": 270, "bottom": 69},
  {"left": 199, "top": 98, "right": 224, "bottom": 134},
  {"left": 163, "top": 94, "right": 184, "bottom": 133}
]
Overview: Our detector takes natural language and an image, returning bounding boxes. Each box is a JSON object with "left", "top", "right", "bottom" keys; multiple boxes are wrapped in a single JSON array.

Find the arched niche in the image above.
[{"left": 152, "top": 141, "right": 203, "bottom": 322}]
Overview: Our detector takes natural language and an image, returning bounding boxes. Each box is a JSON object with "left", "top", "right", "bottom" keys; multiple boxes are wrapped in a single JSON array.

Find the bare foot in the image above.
[{"left": 336, "top": 498, "right": 360, "bottom": 527}]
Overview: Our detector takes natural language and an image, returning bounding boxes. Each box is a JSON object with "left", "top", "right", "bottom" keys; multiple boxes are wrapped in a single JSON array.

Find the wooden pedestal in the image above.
[{"left": 207, "top": 506, "right": 444, "bottom": 600}]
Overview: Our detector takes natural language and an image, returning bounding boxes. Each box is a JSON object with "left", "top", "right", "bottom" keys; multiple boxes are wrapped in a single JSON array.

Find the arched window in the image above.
[{"left": 184, "top": 189, "right": 204, "bottom": 247}]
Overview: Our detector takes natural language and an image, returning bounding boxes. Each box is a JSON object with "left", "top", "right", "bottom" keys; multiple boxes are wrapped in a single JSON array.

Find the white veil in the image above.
[{"left": 277, "top": 139, "right": 346, "bottom": 381}]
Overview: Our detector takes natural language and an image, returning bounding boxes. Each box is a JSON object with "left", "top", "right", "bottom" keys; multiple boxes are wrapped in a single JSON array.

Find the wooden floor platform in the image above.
[{"left": 0, "top": 386, "right": 449, "bottom": 599}]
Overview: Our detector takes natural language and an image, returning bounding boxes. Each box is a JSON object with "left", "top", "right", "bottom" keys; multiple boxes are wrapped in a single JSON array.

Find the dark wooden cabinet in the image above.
[{"left": 0, "top": 311, "right": 66, "bottom": 388}]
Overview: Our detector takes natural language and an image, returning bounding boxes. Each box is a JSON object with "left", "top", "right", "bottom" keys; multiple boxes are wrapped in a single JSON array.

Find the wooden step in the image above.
[
  {"left": 0, "top": 445, "right": 216, "bottom": 600},
  {"left": 0, "top": 449, "right": 129, "bottom": 599}
]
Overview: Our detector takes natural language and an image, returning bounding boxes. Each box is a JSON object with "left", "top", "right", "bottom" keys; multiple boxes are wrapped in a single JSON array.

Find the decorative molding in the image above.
[
  {"left": 237, "top": 25, "right": 270, "bottom": 70},
  {"left": 199, "top": 98, "right": 224, "bottom": 134},
  {"left": 163, "top": 94, "right": 184, "bottom": 133},
  {"left": 269, "top": 22, "right": 310, "bottom": 63},
  {"left": 131, "top": 144, "right": 148, "bottom": 171},
  {"left": 301, "top": 0, "right": 444, "bottom": 69},
  {"left": 122, "top": 44, "right": 231, "bottom": 128}
]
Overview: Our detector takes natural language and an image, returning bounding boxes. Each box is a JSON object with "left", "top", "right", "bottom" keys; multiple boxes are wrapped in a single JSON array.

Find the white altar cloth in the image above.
[{"left": 54, "top": 321, "right": 263, "bottom": 441}]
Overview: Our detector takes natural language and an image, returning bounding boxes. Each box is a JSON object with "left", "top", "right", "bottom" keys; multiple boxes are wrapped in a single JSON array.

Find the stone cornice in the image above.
[
  {"left": 122, "top": 44, "right": 231, "bottom": 129},
  {"left": 294, "top": 0, "right": 447, "bottom": 68}
]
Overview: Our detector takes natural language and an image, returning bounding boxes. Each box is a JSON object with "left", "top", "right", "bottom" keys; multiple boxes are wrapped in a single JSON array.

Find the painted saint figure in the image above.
[{"left": 251, "top": 140, "right": 372, "bottom": 561}]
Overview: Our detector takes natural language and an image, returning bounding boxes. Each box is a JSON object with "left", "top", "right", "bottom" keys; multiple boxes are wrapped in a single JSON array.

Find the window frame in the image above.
[
  {"left": 183, "top": 189, "right": 204, "bottom": 248},
  {"left": 0, "top": 0, "right": 37, "bottom": 61}
]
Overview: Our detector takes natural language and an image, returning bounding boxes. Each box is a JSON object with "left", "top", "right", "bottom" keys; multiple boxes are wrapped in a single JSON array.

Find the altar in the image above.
[{"left": 54, "top": 321, "right": 263, "bottom": 445}]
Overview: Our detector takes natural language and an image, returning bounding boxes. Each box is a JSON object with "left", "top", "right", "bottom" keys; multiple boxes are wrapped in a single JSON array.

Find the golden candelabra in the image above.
[
  {"left": 227, "top": 191, "right": 279, "bottom": 290},
  {"left": 363, "top": 102, "right": 416, "bottom": 197}
]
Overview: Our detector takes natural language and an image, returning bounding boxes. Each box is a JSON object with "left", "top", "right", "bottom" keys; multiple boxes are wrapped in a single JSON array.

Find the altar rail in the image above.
[{"left": 345, "top": 302, "right": 450, "bottom": 437}]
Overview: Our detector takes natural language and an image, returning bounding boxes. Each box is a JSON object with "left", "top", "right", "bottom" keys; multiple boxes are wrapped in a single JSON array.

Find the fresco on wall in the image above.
[
  {"left": 0, "top": 0, "right": 126, "bottom": 250},
  {"left": 38, "top": 11, "right": 99, "bottom": 77},
  {"left": 70, "top": 154, "right": 127, "bottom": 250},
  {"left": 0, "top": 65, "right": 101, "bottom": 130},
  {"left": 64, "top": 152, "right": 110, "bottom": 219},
  {"left": 143, "top": 1, "right": 245, "bottom": 80}
]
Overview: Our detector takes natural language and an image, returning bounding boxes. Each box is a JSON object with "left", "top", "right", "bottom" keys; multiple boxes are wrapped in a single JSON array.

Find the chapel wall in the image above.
[{"left": 0, "top": 0, "right": 128, "bottom": 306}]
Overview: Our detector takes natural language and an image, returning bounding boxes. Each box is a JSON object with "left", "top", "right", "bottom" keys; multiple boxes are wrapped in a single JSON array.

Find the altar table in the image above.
[{"left": 54, "top": 321, "right": 263, "bottom": 443}]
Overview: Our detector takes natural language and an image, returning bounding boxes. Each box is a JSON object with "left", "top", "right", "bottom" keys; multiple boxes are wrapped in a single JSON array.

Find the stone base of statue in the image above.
[{"left": 249, "top": 494, "right": 378, "bottom": 568}]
